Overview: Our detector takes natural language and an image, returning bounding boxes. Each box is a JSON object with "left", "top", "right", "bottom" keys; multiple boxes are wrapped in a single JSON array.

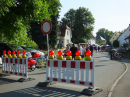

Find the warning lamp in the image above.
[
  {"left": 85, "top": 50, "right": 92, "bottom": 60},
  {"left": 57, "top": 50, "right": 63, "bottom": 59},
  {"left": 58, "top": 50, "right": 62, "bottom": 56},
  {"left": 66, "top": 50, "right": 71, "bottom": 56},
  {"left": 49, "top": 50, "right": 54, "bottom": 56},
  {"left": 75, "top": 50, "right": 81, "bottom": 60},
  {"left": 49, "top": 50, "right": 54, "bottom": 59},
  {"left": 8, "top": 50, "right": 12, "bottom": 57},
  {"left": 12, "top": 50, "right": 16, "bottom": 57},
  {"left": 22, "top": 50, "right": 26, "bottom": 58},
  {"left": 86, "top": 50, "right": 91, "bottom": 56},
  {"left": 66, "top": 50, "right": 72, "bottom": 60},
  {"left": 3, "top": 50, "right": 7, "bottom": 57},
  {"left": 17, "top": 50, "right": 21, "bottom": 58},
  {"left": 32, "top": 52, "right": 39, "bottom": 58}
]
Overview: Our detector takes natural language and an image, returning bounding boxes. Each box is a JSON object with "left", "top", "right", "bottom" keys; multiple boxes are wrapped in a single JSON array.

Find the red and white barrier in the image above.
[
  {"left": 46, "top": 59, "right": 95, "bottom": 88},
  {"left": 2, "top": 57, "right": 28, "bottom": 78}
]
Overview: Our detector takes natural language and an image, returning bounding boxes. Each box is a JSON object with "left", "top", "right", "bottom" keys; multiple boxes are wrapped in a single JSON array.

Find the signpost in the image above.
[{"left": 41, "top": 20, "right": 52, "bottom": 58}]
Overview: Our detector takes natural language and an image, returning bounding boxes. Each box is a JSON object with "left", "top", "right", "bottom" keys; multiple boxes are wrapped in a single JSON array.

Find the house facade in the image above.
[
  {"left": 57, "top": 25, "right": 72, "bottom": 48},
  {"left": 88, "top": 35, "right": 96, "bottom": 44},
  {"left": 110, "top": 32, "right": 120, "bottom": 44},
  {"left": 118, "top": 24, "right": 130, "bottom": 47}
]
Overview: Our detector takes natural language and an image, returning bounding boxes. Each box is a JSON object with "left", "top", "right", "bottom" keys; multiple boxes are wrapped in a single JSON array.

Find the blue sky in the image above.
[{"left": 58, "top": 0, "right": 130, "bottom": 37}]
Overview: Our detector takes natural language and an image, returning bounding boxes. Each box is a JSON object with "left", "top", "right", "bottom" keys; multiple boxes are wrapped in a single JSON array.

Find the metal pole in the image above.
[{"left": 47, "top": 34, "right": 49, "bottom": 59}]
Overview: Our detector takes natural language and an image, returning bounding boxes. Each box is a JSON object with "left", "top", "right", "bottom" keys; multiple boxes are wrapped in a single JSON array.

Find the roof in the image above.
[
  {"left": 58, "top": 25, "right": 71, "bottom": 37},
  {"left": 116, "top": 32, "right": 120, "bottom": 36},
  {"left": 96, "top": 35, "right": 106, "bottom": 40}
]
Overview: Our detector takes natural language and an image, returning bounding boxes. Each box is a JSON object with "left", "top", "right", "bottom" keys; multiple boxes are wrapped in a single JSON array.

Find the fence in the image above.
[
  {"left": 46, "top": 59, "right": 95, "bottom": 88},
  {"left": 2, "top": 57, "right": 28, "bottom": 78}
]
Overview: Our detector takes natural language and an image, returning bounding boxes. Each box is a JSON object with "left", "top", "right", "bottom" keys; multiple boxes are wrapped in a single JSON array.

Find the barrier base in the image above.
[
  {"left": 0, "top": 74, "right": 10, "bottom": 77},
  {"left": 37, "top": 81, "right": 56, "bottom": 87},
  {"left": 81, "top": 87, "right": 103, "bottom": 96},
  {"left": 18, "top": 77, "right": 35, "bottom": 82}
]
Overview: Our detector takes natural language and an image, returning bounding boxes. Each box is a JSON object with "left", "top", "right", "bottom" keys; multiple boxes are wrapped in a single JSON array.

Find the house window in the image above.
[
  {"left": 67, "top": 40, "right": 69, "bottom": 43},
  {"left": 113, "top": 38, "right": 114, "bottom": 39},
  {"left": 58, "top": 32, "right": 61, "bottom": 35},
  {"left": 62, "top": 41, "right": 63, "bottom": 43},
  {"left": 67, "top": 31, "right": 68, "bottom": 35}
]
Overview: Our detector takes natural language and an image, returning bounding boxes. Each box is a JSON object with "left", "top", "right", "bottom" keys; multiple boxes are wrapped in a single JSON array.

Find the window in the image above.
[
  {"left": 58, "top": 32, "right": 61, "bottom": 35},
  {"left": 67, "top": 31, "right": 68, "bottom": 35},
  {"left": 67, "top": 40, "right": 69, "bottom": 43}
]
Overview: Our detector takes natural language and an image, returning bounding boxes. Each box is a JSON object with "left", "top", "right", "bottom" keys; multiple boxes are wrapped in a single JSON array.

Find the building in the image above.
[
  {"left": 88, "top": 34, "right": 96, "bottom": 44},
  {"left": 96, "top": 35, "right": 106, "bottom": 44},
  {"left": 110, "top": 32, "right": 120, "bottom": 44},
  {"left": 118, "top": 24, "right": 130, "bottom": 47},
  {"left": 57, "top": 25, "right": 72, "bottom": 48}
]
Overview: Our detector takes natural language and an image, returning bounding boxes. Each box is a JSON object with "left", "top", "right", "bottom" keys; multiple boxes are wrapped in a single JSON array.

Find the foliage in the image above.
[
  {"left": 96, "top": 28, "right": 114, "bottom": 45},
  {"left": 77, "top": 38, "right": 88, "bottom": 43},
  {"left": 0, "top": 0, "right": 61, "bottom": 40},
  {"left": 96, "top": 40, "right": 104, "bottom": 45},
  {"left": 60, "top": 7, "right": 95, "bottom": 44},
  {"left": 123, "top": 43, "right": 128, "bottom": 48},
  {"left": 29, "top": 5, "right": 61, "bottom": 50},
  {"left": 113, "top": 40, "right": 119, "bottom": 48}
]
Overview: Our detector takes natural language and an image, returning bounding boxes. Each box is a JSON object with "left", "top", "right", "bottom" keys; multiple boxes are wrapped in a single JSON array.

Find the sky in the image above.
[{"left": 58, "top": 0, "right": 130, "bottom": 37}]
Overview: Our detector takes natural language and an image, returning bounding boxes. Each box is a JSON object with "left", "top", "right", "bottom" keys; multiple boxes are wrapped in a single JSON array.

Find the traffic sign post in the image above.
[{"left": 41, "top": 20, "right": 52, "bottom": 59}]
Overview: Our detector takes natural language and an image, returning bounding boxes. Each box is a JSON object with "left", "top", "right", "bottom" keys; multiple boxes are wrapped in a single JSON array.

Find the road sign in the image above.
[{"left": 41, "top": 20, "right": 52, "bottom": 34}]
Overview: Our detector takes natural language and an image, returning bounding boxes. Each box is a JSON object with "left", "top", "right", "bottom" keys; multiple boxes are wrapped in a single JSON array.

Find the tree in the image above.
[
  {"left": 96, "top": 28, "right": 114, "bottom": 45},
  {"left": 60, "top": 7, "right": 95, "bottom": 44},
  {"left": 113, "top": 40, "right": 119, "bottom": 48},
  {"left": 96, "top": 40, "right": 104, "bottom": 45},
  {"left": 0, "top": 0, "right": 61, "bottom": 40}
]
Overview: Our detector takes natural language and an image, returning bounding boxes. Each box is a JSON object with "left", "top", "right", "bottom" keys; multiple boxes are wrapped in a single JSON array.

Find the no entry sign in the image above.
[{"left": 41, "top": 20, "right": 52, "bottom": 34}]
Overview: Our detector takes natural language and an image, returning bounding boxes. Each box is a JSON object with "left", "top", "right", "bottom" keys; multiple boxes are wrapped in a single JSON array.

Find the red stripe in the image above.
[
  {"left": 15, "top": 59, "right": 17, "bottom": 64},
  {"left": 10, "top": 72, "right": 13, "bottom": 74},
  {"left": 89, "top": 82, "right": 93, "bottom": 86},
  {"left": 24, "top": 59, "right": 26, "bottom": 64},
  {"left": 62, "top": 61, "right": 66, "bottom": 68},
  {"left": 10, "top": 58, "right": 13, "bottom": 63},
  {"left": 54, "top": 61, "right": 58, "bottom": 67},
  {"left": 80, "top": 62, "right": 85, "bottom": 69},
  {"left": 47, "top": 77, "right": 49, "bottom": 80},
  {"left": 6, "top": 58, "right": 8, "bottom": 63},
  {"left": 6, "top": 71, "right": 8, "bottom": 73},
  {"left": 2, "top": 58, "right": 4, "bottom": 63},
  {"left": 70, "top": 80, "right": 75, "bottom": 83},
  {"left": 20, "top": 59, "right": 22, "bottom": 64},
  {"left": 24, "top": 74, "right": 26, "bottom": 76},
  {"left": 61, "top": 79, "right": 66, "bottom": 82},
  {"left": 15, "top": 72, "right": 17, "bottom": 75},
  {"left": 80, "top": 81, "right": 85, "bottom": 85},
  {"left": 48, "top": 60, "right": 50, "bottom": 66},
  {"left": 2, "top": 71, "right": 4, "bottom": 73},
  {"left": 71, "top": 61, "right": 75, "bottom": 68},
  {"left": 90, "top": 62, "right": 93, "bottom": 69},
  {"left": 53, "top": 78, "right": 57, "bottom": 81},
  {"left": 19, "top": 73, "right": 22, "bottom": 75}
]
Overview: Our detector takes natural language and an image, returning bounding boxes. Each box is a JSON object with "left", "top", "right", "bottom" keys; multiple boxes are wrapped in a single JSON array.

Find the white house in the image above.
[
  {"left": 88, "top": 34, "right": 96, "bottom": 44},
  {"left": 57, "top": 25, "right": 72, "bottom": 48},
  {"left": 117, "top": 24, "right": 130, "bottom": 47}
]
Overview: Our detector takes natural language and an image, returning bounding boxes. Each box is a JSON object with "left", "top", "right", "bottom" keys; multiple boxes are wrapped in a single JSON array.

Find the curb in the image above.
[{"left": 107, "top": 60, "right": 128, "bottom": 97}]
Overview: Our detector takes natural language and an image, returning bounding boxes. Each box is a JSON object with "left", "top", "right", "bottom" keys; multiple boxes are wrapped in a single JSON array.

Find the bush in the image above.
[
  {"left": 55, "top": 47, "right": 59, "bottom": 50},
  {"left": 113, "top": 40, "right": 119, "bottom": 48}
]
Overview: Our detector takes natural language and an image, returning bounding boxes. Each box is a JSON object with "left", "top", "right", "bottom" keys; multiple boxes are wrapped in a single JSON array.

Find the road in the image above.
[{"left": 0, "top": 51, "right": 125, "bottom": 97}]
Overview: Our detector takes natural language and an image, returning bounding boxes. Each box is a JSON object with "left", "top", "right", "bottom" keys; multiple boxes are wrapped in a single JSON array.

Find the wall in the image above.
[
  {"left": 88, "top": 38, "right": 96, "bottom": 44},
  {"left": 64, "top": 29, "right": 71, "bottom": 47},
  {"left": 118, "top": 25, "right": 130, "bottom": 47},
  {"left": 110, "top": 32, "right": 120, "bottom": 44}
]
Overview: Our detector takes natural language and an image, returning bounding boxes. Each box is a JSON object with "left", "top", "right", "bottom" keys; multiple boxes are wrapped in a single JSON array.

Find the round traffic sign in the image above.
[{"left": 41, "top": 20, "right": 52, "bottom": 34}]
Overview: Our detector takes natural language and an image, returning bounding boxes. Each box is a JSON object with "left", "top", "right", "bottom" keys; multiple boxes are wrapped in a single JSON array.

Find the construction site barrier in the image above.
[
  {"left": 46, "top": 59, "right": 95, "bottom": 88},
  {"left": 2, "top": 57, "right": 28, "bottom": 78}
]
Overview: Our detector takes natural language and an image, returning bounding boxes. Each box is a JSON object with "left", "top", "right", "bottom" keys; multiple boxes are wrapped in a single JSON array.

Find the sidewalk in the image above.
[{"left": 112, "top": 58, "right": 130, "bottom": 97}]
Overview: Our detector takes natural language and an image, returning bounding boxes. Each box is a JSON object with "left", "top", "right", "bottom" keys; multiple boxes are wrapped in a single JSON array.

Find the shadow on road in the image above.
[
  {"left": 95, "top": 65, "right": 105, "bottom": 67},
  {"left": 0, "top": 77, "right": 17, "bottom": 85},
  {"left": 0, "top": 86, "right": 87, "bottom": 97}
]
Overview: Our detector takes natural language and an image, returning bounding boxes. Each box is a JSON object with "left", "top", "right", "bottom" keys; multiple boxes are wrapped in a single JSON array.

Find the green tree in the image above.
[
  {"left": 96, "top": 40, "right": 104, "bottom": 45},
  {"left": 96, "top": 28, "right": 114, "bottom": 45},
  {"left": 0, "top": 0, "right": 61, "bottom": 40},
  {"left": 60, "top": 7, "right": 95, "bottom": 44},
  {"left": 113, "top": 40, "right": 119, "bottom": 48}
]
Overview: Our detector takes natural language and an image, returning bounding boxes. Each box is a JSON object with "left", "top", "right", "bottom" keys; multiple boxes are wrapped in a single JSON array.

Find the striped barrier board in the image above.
[
  {"left": 46, "top": 59, "right": 95, "bottom": 88},
  {"left": 2, "top": 57, "right": 28, "bottom": 78}
]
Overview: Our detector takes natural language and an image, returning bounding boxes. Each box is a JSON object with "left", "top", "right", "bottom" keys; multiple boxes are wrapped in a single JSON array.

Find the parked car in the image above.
[{"left": 20, "top": 46, "right": 45, "bottom": 58}]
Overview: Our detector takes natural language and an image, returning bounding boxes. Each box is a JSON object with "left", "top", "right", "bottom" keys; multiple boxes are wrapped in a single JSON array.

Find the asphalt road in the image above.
[{"left": 0, "top": 51, "right": 125, "bottom": 97}]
